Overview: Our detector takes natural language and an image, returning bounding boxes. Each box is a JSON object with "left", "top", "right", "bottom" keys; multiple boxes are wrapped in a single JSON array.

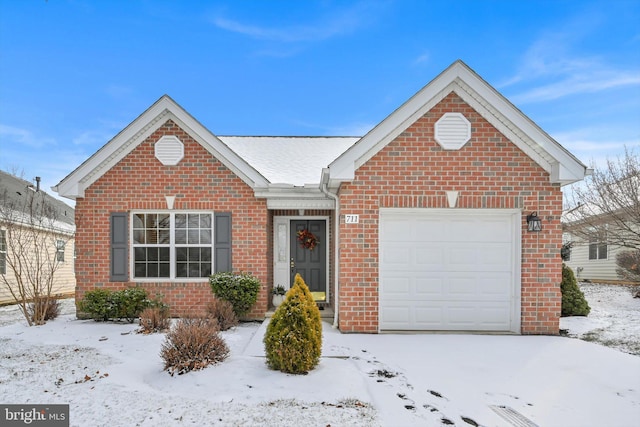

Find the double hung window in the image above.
[
  {"left": 132, "top": 212, "right": 212, "bottom": 279},
  {"left": 588, "top": 232, "right": 608, "bottom": 260},
  {"left": 0, "top": 230, "right": 6, "bottom": 274}
]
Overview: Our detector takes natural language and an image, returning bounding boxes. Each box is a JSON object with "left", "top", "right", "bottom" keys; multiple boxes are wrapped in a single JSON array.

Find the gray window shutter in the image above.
[
  {"left": 214, "top": 212, "right": 232, "bottom": 273},
  {"left": 110, "top": 212, "right": 128, "bottom": 281}
]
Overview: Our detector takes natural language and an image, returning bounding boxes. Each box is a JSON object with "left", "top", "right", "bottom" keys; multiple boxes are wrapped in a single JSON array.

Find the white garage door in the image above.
[{"left": 379, "top": 209, "right": 521, "bottom": 332}]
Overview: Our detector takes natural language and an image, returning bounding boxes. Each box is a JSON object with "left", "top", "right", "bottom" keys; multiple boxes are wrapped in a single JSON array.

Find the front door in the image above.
[{"left": 290, "top": 220, "right": 326, "bottom": 301}]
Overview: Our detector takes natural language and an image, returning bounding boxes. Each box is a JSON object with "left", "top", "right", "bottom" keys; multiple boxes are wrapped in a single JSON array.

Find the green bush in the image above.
[
  {"left": 79, "top": 289, "right": 115, "bottom": 321},
  {"left": 79, "top": 287, "right": 151, "bottom": 322},
  {"left": 209, "top": 272, "right": 260, "bottom": 317},
  {"left": 561, "top": 264, "right": 591, "bottom": 317},
  {"left": 263, "top": 273, "right": 322, "bottom": 374},
  {"left": 111, "top": 287, "right": 149, "bottom": 322}
]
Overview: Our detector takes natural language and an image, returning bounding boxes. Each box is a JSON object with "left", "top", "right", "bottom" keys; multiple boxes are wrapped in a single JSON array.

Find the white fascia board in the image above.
[
  {"left": 453, "top": 66, "right": 588, "bottom": 185},
  {"left": 328, "top": 60, "right": 587, "bottom": 187},
  {"left": 254, "top": 186, "right": 335, "bottom": 209},
  {"left": 166, "top": 108, "right": 269, "bottom": 189},
  {"left": 55, "top": 96, "right": 176, "bottom": 199},
  {"left": 329, "top": 63, "right": 462, "bottom": 178},
  {"left": 54, "top": 96, "right": 269, "bottom": 200}
]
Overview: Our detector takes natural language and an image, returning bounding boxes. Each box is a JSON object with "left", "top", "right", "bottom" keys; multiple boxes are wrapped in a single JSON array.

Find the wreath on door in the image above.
[{"left": 297, "top": 229, "right": 319, "bottom": 250}]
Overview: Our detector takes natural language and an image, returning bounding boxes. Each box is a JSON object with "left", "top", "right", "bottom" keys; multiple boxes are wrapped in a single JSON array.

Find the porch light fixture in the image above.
[{"left": 526, "top": 212, "right": 542, "bottom": 232}]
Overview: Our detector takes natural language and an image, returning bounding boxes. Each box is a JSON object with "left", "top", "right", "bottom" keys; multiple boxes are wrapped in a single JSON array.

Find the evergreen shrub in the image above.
[
  {"left": 263, "top": 273, "right": 322, "bottom": 374},
  {"left": 561, "top": 264, "right": 591, "bottom": 316},
  {"left": 209, "top": 272, "right": 260, "bottom": 317},
  {"left": 79, "top": 287, "right": 150, "bottom": 322}
]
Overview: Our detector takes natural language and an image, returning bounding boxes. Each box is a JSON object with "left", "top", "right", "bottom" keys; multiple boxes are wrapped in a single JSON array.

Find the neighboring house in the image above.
[
  {"left": 0, "top": 170, "right": 76, "bottom": 304},
  {"left": 563, "top": 207, "right": 640, "bottom": 283},
  {"left": 54, "top": 60, "right": 588, "bottom": 334}
]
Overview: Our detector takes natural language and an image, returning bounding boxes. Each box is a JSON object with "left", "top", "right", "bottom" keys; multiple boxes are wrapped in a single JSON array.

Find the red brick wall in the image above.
[
  {"left": 74, "top": 120, "right": 269, "bottom": 318},
  {"left": 337, "top": 92, "right": 563, "bottom": 334}
]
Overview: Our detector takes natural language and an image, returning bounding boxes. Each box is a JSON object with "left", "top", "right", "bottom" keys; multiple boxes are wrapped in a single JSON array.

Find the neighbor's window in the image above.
[
  {"left": 132, "top": 212, "right": 212, "bottom": 279},
  {"left": 55, "top": 239, "right": 66, "bottom": 262},
  {"left": 0, "top": 230, "right": 6, "bottom": 274},
  {"left": 588, "top": 232, "right": 608, "bottom": 260}
]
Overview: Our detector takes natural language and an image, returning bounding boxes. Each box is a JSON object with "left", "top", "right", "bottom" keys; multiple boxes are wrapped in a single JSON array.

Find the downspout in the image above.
[{"left": 320, "top": 168, "right": 340, "bottom": 328}]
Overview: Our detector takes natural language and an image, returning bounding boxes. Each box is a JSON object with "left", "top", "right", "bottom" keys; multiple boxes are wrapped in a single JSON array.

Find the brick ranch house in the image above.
[{"left": 54, "top": 60, "right": 588, "bottom": 334}]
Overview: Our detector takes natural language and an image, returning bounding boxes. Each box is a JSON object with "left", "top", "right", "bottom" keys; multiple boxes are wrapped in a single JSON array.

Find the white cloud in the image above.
[
  {"left": 0, "top": 124, "right": 56, "bottom": 148},
  {"left": 71, "top": 130, "right": 113, "bottom": 146},
  {"left": 211, "top": 2, "right": 380, "bottom": 44},
  {"left": 551, "top": 130, "right": 639, "bottom": 169},
  {"left": 499, "top": 26, "right": 640, "bottom": 104},
  {"left": 413, "top": 52, "right": 430, "bottom": 65}
]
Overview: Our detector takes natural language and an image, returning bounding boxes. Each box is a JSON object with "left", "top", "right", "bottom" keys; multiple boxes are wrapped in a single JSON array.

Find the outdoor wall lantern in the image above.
[{"left": 526, "top": 212, "right": 542, "bottom": 232}]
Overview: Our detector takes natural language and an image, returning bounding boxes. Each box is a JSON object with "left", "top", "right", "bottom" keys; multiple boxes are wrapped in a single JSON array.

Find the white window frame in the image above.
[
  {"left": 588, "top": 231, "right": 608, "bottom": 260},
  {"left": 0, "top": 229, "right": 6, "bottom": 275},
  {"left": 55, "top": 239, "right": 66, "bottom": 262},
  {"left": 130, "top": 211, "right": 214, "bottom": 282}
]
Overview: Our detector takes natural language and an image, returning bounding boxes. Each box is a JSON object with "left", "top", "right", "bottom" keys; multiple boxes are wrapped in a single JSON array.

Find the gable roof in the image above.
[
  {"left": 54, "top": 95, "right": 270, "bottom": 199},
  {"left": 327, "top": 60, "right": 589, "bottom": 188},
  {"left": 55, "top": 60, "right": 588, "bottom": 203},
  {"left": 1, "top": 170, "right": 75, "bottom": 232}
]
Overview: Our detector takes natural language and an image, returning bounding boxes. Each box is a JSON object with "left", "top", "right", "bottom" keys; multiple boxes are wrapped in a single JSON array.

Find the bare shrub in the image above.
[
  {"left": 160, "top": 317, "right": 229, "bottom": 376},
  {"left": 28, "top": 296, "right": 60, "bottom": 322},
  {"left": 616, "top": 249, "right": 640, "bottom": 282},
  {"left": 206, "top": 298, "right": 238, "bottom": 331},
  {"left": 138, "top": 306, "right": 170, "bottom": 334}
]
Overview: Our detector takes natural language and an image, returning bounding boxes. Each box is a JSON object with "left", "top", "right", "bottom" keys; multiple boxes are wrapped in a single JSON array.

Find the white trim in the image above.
[
  {"left": 329, "top": 60, "right": 587, "bottom": 187},
  {"left": 272, "top": 215, "right": 331, "bottom": 303},
  {"left": 54, "top": 96, "right": 269, "bottom": 199},
  {"left": 129, "top": 210, "right": 214, "bottom": 283},
  {"left": 266, "top": 197, "right": 335, "bottom": 210},
  {"left": 378, "top": 208, "right": 521, "bottom": 333}
]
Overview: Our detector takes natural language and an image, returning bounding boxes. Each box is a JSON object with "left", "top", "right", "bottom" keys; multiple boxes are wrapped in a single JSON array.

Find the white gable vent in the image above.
[
  {"left": 434, "top": 112, "right": 471, "bottom": 150},
  {"left": 155, "top": 135, "right": 184, "bottom": 165}
]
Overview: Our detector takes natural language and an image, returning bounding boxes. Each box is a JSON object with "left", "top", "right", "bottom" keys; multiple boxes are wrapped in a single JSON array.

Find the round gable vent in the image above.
[
  {"left": 434, "top": 112, "right": 471, "bottom": 150},
  {"left": 155, "top": 135, "right": 184, "bottom": 166}
]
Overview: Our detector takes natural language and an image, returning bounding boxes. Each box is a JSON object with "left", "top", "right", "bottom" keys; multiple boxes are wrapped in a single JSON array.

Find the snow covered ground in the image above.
[
  {"left": 0, "top": 284, "right": 638, "bottom": 427},
  {"left": 560, "top": 282, "right": 640, "bottom": 356}
]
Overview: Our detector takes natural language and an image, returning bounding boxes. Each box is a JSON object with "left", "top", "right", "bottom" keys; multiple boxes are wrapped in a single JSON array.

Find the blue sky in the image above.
[{"left": 1, "top": 1, "right": 639, "bottom": 201}]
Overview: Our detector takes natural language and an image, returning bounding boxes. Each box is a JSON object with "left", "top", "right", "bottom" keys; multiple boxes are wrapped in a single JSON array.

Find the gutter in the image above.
[{"left": 320, "top": 168, "right": 340, "bottom": 329}]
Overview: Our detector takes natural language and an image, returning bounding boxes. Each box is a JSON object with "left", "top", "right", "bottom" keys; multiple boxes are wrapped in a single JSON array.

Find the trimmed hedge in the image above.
[
  {"left": 79, "top": 287, "right": 150, "bottom": 322},
  {"left": 209, "top": 272, "right": 260, "bottom": 317},
  {"left": 263, "top": 273, "right": 322, "bottom": 374}
]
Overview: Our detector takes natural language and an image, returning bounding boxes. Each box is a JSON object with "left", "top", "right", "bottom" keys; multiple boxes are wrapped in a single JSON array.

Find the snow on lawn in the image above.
[
  {"left": 0, "top": 296, "right": 638, "bottom": 427},
  {"left": 560, "top": 282, "right": 640, "bottom": 356}
]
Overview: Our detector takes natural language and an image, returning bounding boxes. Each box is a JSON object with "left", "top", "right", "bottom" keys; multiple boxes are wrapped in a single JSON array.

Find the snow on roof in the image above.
[{"left": 219, "top": 136, "right": 359, "bottom": 186}]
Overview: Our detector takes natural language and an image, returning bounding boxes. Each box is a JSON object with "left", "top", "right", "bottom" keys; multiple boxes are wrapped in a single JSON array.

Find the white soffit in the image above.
[
  {"left": 154, "top": 135, "right": 184, "bottom": 165},
  {"left": 434, "top": 112, "right": 471, "bottom": 150}
]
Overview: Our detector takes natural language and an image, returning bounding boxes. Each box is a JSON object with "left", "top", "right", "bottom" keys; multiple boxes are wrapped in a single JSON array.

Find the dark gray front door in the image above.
[{"left": 290, "top": 220, "right": 326, "bottom": 300}]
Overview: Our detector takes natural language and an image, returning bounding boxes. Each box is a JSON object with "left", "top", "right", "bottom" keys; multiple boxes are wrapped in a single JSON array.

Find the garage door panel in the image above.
[
  {"left": 416, "top": 247, "right": 445, "bottom": 267},
  {"left": 383, "top": 277, "right": 411, "bottom": 299},
  {"left": 380, "top": 305, "right": 410, "bottom": 327},
  {"left": 380, "top": 209, "right": 520, "bottom": 332},
  {"left": 382, "top": 244, "right": 411, "bottom": 265},
  {"left": 415, "top": 277, "right": 444, "bottom": 296}
]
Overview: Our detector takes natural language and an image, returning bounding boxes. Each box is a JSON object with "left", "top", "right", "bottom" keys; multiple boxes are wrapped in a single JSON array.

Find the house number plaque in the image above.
[{"left": 345, "top": 214, "right": 359, "bottom": 224}]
